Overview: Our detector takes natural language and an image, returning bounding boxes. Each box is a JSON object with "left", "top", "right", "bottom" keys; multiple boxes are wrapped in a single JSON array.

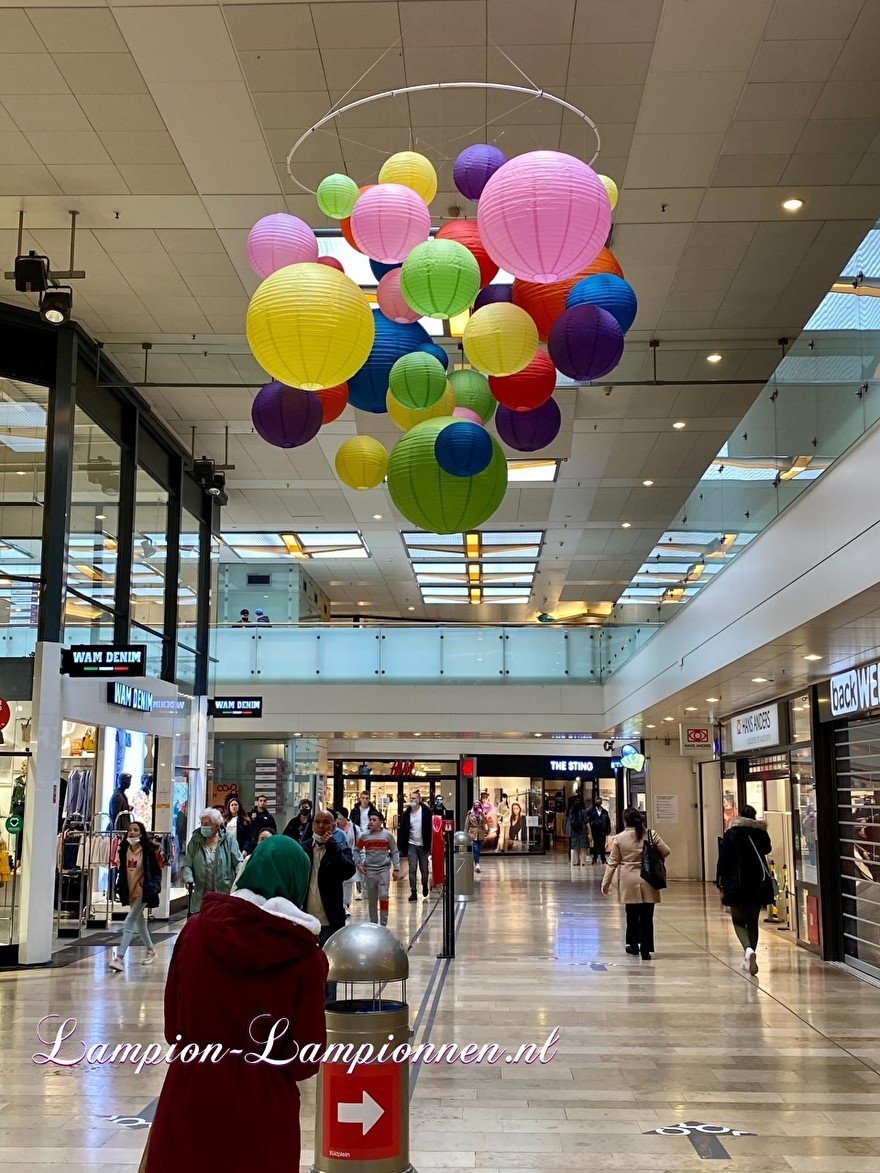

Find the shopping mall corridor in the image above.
[{"left": 2, "top": 858, "right": 880, "bottom": 1171}]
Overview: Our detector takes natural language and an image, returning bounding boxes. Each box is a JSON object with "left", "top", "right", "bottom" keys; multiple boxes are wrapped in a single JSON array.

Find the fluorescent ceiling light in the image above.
[
  {"left": 803, "top": 653, "right": 822, "bottom": 662},
  {"left": 706, "top": 696, "right": 720, "bottom": 703},
  {"left": 706, "top": 352, "right": 722, "bottom": 364},
  {"left": 782, "top": 197, "right": 804, "bottom": 212},
  {"left": 507, "top": 460, "right": 558, "bottom": 482},
  {"left": 621, "top": 522, "right": 632, "bottom": 529},
  {"left": 752, "top": 676, "right": 768, "bottom": 683},
  {"left": 684, "top": 706, "right": 698, "bottom": 712},
  {"left": 0, "top": 436, "right": 44, "bottom": 452},
  {"left": 672, "top": 421, "right": 687, "bottom": 430},
  {"left": 643, "top": 479, "right": 654, "bottom": 486}
]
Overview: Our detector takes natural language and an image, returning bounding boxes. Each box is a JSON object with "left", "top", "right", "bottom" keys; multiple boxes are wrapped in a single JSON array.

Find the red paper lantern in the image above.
[
  {"left": 315, "top": 382, "right": 349, "bottom": 424},
  {"left": 489, "top": 349, "right": 556, "bottom": 411},
  {"left": 512, "top": 248, "right": 625, "bottom": 341},
  {"left": 436, "top": 219, "right": 498, "bottom": 287},
  {"left": 316, "top": 255, "right": 344, "bottom": 272}
]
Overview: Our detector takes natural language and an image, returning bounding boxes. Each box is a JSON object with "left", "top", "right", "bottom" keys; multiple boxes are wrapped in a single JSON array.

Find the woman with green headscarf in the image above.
[{"left": 143, "top": 836, "right": 328, "bottom": 1171}]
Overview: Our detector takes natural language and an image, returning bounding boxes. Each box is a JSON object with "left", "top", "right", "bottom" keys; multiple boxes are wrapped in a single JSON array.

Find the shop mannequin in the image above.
[
  {"left": 496, "top": 792, "right": 511, "bottom": 853},
  {"left": 109, "top": 773, "right": 132, "bottom": 832},
  {"left": 130, "top": 773, "right": 153, "bottom": 828}
]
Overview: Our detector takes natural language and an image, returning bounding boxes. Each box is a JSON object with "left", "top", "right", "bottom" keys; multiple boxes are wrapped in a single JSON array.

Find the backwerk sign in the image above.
[{"left": 819, "top": 658, "right": 880, "bottom": 721}]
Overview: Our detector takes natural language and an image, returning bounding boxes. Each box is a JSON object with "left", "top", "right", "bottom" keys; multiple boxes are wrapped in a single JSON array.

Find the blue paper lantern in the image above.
[
  {"left": 347, "top": 311, "right": 432, "bottom": 413},
  {"left": 369, "top": 258, "right": 401, "bottom": 283},
  {"left": 566, "top": 273, "right": 638, "bottom": 334},
  {"left": 421, "top": 341, "right": 449, "bottom": 370},
  {"left": 435, "top": 420, "right": 493, "bottom": 477}
]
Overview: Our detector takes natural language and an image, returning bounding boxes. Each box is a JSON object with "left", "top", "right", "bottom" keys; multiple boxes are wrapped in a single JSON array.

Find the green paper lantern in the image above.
[
  {"left": 387, "top": 418, "right": 508, "bottom": 533},
  {"left": 400, "top": 238, "right": 481, "bottom": 318},
  {"left": 389, "top": 352, "right": 447, "bottom": 410},
  {"left": 317, "top": 173, "right": 359, "bottom": 219},
  {"left": 448, "top": 367, "right": 496, "bottom": 423}
]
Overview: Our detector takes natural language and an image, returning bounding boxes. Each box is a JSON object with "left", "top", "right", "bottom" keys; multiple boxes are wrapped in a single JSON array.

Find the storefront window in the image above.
[
  {"left": 131, "top": 467, "right": 170, "bottom": 634},
  {"left": 790, "top": 694, "right": 811, "bottom": 743},
  {"left": 722, "top": 760, "right": 737, "bottom": 830},
  {"left": 835, "top": 719, "right": 880, "bottom": 976},
  {"left": 212, "top": 737, "right": 321, "bottom": 833},
  {"left": 67, "top": 405, "right": 120, "bottom": 613},
  {"left": 339, "top": 760, "right": 456, "bottom": 832},
  {"left": 791, "top": 745, "right": 820, "bottom": 947}
]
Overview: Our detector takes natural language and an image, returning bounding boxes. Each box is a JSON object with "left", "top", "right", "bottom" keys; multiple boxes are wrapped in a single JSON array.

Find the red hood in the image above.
[{"left": 191, "top": 892, "right": 321, "bottom": 973}]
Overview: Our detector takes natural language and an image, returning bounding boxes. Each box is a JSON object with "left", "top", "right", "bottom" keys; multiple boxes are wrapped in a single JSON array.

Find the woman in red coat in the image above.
[{"left": 145, "top": 835, "right": 328, "bottom": 1171}]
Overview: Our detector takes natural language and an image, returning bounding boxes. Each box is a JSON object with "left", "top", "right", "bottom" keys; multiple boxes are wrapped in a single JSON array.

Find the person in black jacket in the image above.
[
  {"left": 303, "top": 810, "right": 356, "bottom": 1002},
  {"left": 283, "top": 798, "right": 314, "bottom": 845},
  {"left": 398, "top": 789, "right": 433, "bottom": 902},
  {"left": 586, "top": 796, "right": 612, "bottom": 864},
  {"left": 716, "top": 805, "right": 774, "bottom": 976},
  {"left": 109, "top": 821, "right": 162, "bottom": 972},
  {"left": 249, "top": 794, "right": 277, "bottom": 838},
  {"left": 224, "top": 795, "right": 253, "bottom": 856}
]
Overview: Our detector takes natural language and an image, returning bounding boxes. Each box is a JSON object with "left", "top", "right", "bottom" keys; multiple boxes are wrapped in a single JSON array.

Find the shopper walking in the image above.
[
  {"left": 355, "top": 812, "right": 400, "bottom": 927},
  {"left": 249, "top": 794, "right": 277, "bottom": 838},
  {"left": 224, "top": 795, "right": 253, "bottom": 857},
  {"left": 716, "top": 804, "right": 774, "bottom": 976},
  {"left": 334, "top": 807, "right": 357, "bottom": 916},
  {"left": 181, "top": 808, "right": 244, "bottom": 914},
  {"left": 465, "top": 800, "right": 489, "bottom": 873},
  {"left": 398, "top": 789, "right": 432, "bottom": 902},
  {"left": 142, "top": 835, "right": 327, "bottom": 1172},
  {"left": 565, "top": 796, "right": 589, "bottom": 866},
  {"left": 282, "top": 798, "right": 314, "bottom": 845},
  {"left": 587, "top": 795, "right": 612, "bottom": 864},
  {"left": 302, "top": 810, "right": 356, "bottom": 947},
  {"left": 109, "top": 821, "right": 162, "bottom": 971},
  {"left": 601, "top": 807, "right": 670, "bottom": 961},
  {"left": 351, "top": 790, "right": 380, "bottom": 900}
]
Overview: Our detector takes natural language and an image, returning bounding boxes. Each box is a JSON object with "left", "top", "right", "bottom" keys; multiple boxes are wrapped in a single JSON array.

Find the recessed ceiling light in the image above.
[
  {"left": 414, "top": 732, "right": 422, "bottom": 737},
  {"left": 706, "top": 352, "right": 722, "bottom": 364},
  {"left": 752, "top": 676, "right": 768, "bottom": 683},
  {"left": 803, "top": 653, "right": 822, "bottom": 662},
  {"left": 16, "top": 470, "right": 26, "bottom": 476},
  {"left": 672, "top": 420, "right": 686, "bottom": 430},
  {"left": 643, "top": 479, "right": 654, "bottom": 486},
  {"left": 782, "top": 197, "right": 804, "bottom": 212},
  {"left": 95, "top": 513, "right": 106, "bottom": 520},
  {"left": 662, "top": 716, "right": 675, "bottom": 723},
  {"left": 684, "top": 706, "right": 698, "bottom": 712},
  {"left": 621, "top": 521, "right": 632, "bottom": 529},
  {"left": 646, "top": 723, "right": 656, "bottom": 729},
  {"left": 706, "top": 696, "right": 720, "bottom": 703},
  {"left": 357, "top": 600, "right": 369, "bottom": 606},
  {"left": 534, "top": 732, "right": 543, "bottom": 737},
  {"left": 407, "top": 605, "right": 415, "bottom": 611}
]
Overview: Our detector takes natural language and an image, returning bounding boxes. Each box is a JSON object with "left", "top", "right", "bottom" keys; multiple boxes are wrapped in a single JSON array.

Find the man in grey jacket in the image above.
[{"left": 355, "top": 811, "right": 400, "bottom": 927}]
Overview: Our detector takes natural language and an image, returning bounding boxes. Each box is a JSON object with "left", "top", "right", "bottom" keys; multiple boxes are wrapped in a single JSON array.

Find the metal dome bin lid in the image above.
[
  {"left": 454, "top": 831, "right": 469, "bottom": 848},
  {"left": 324, "top": 922, "right": 409, "bottom": 983}
]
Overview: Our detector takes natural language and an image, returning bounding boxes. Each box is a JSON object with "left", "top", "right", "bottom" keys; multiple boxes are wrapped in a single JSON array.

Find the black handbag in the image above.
[{"left": 640, "top": 829, "right": 668, "bottom": 890}]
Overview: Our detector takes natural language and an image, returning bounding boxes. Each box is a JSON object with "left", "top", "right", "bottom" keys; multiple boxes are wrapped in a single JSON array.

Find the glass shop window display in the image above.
[
  {"left": 0, "top": 702, "right": 33, "bottom": 948},
  {"left": 97, "top": 725, "right": 158, "bottom": 916}
]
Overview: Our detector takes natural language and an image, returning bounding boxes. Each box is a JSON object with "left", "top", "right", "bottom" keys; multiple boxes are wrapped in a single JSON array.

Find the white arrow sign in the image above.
[{"left": 338, "top": 1091, "right": 384, "bottom": 1135}]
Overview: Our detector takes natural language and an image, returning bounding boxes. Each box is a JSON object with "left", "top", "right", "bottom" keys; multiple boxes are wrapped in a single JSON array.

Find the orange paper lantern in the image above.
[
  {"left": 315, "top": 383, "right": 349, "bottom": 424},
  {"left": 512, "top": 248, "right": 625, "bottom": 341},
  {"left": 340, "top": 185, "right": 373, "bottom": 255}
]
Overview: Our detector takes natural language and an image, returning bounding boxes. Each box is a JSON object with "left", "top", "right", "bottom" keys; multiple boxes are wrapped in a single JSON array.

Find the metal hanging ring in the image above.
[{"left": 285, "top": 81, "right": 602, "bottom": 196}]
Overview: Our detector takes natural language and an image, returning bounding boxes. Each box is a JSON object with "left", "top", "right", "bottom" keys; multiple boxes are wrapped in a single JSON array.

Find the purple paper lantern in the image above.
[
  {"left": 247, "top": 213, "right": 318, "bottom": 280},
  {"left": 474, "top": 283, "right": 513, "bottom": 312},
  {"left": 453, "top": 144, "right": 507, "bottom": 201},
  {"left": 252, "top": 381, "right": 323, "bottom": 449},
  {"left": 494, "top": 398, "right": 561, "bottom": 452},
  {"left": 548, "top": 304, "right": 624, "bottom": 382}
]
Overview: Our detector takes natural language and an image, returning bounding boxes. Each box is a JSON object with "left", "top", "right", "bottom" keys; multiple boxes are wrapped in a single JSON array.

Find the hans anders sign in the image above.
[
  {"left": 106, "top": 681, "right": 154, "bottom": 713},
  {"left": 727, "top": 704, "right": 780, "bottom": 752},
  {"left": 62, "top": 644, "right": 147, "bottom": 677},
  {"left": 823, "top": 659, "right": 880, "bottom": 720}
]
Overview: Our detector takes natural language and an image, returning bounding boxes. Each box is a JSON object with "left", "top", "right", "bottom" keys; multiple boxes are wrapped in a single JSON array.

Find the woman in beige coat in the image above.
[{"left": 601, "top": 806, "right": 670, "bottom": 960}]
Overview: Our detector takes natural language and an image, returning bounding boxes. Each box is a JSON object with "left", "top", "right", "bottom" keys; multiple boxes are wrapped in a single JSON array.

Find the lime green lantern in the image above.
[
  {"left": 448, "top": 367, "right": 496, "bottom": 423},
  {"left": 389, "top": 352, "right": 447, "bottom": 410},
  {"left": 400, "top": 239, "right": 481, "bottom": 318},
  {"left": 387, "top": 418, "right": 508, "bottom": 533},
  {"left": 317, "top": 173, "right": 359, "bottom": 219}
]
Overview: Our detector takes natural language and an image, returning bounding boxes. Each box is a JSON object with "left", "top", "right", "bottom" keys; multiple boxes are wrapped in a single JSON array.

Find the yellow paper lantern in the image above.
[
  {"left": 335, "top": 435, "right": 389, "bottom": 490},
  {"left": 462, "top": 303, "right": 538, "bottom": 377},
  {"left": 598, "top": 174, "right": 619, "bottom": 211},
  {"left": 246, "top": 263, "right": 374, "bottom": 391},
  {"left": 378, "top": 151, "right": 438, "bottom": 204},
  {"left": 386, "top": 382, "right": 455, "bottom": 430}
]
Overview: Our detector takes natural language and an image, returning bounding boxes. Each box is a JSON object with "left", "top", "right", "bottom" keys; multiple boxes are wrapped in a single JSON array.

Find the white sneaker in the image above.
[
  {"left": 745, "top": 947, "right": 758, "bottom": 975},
  {"left": 108, "top": 952, "right": 124, "bottom": 972},
  {"left": 475, "top": 864, "right": 481, "bottom": 873},
  {"left": 142, "top": 950, "right": 157, "bottom": 966}
]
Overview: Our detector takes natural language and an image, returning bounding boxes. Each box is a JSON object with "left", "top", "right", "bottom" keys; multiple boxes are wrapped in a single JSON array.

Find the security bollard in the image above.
[
  {"left": 311, "top": 923, "right": 417, "bottom": 1173},
  {"left": 453, "top": 830, "right": 475, "bottom": 901}
]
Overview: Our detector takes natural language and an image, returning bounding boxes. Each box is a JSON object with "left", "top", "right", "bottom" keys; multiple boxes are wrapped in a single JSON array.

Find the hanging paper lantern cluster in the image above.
[{"left": 243, "top": 142, "right": 635, "bottom": 534}]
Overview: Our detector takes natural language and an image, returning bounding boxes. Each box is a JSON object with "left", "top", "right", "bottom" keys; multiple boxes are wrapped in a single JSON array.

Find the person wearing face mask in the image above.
[
  {"left": 282, "top": 798, "right": 314, "bottom": 846},
  {"left": 109, "top": 821, "right": 162, "bottom": 971},
  {"left": 181, "top": 808, "right": 244, "bottom": 914},
  {"left": 398, "top": 790, "right": 432, "bottom": 902}
]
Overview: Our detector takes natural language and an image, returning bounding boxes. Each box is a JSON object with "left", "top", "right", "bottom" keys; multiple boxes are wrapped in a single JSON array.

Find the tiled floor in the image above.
[{"left": 2, "top": 855, "right": 880, "bottom": 1170}]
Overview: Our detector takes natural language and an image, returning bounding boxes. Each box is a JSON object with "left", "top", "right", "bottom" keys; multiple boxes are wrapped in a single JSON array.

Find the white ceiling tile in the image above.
[
  {"left": 572, "top": 0, "right": 663, "bottom": 43},
  {"left": 563, "top": 85, "right": 646, "bottom": 124},
  {"left": 178, "top": 139, "right": 279, "bottom": 196},
  {"left": 114, "top": 6, "right": 241, "bottom": 85},
  {"left": 77, "top": 93, "right": 166, "bottom": 133},
  {"left": 797, "top": 118, "right": 880, "bottom": 154},
  {"left": 0, "top": 53, "right": 68, "bottom": 94},
  {"left": 0, "top": 130, "right": 40, "bottom": 165},
  {"left": 116, "top": 164, "right": 196, "bottom": 195},
  {"left": 723, "top": 119, "right": 806, "bottom": 155},
  {"left": 567, "top": 42, "right": 652, "bottom": 86},
  {"left": 139, "top": 295, "right": 211, "bottom": 334},
  {"left": 0, "top": 10, "right": 44, "bottom": 53},
  {"left": 224, "top": 4, "right": 318, "bottom": 51},
  {"left": 652, "top": 0, "right": 772, "bottom": 73},
  {"left": 638, "top": 72, "right": 747, "bottom": 135},
  {"left": 764, "top": 0, "right": 862, "bottom": 41},
  {"left": 54, "top": 53, "right": 148, "bottom": 96},
  {"left": 812, "top": 81, "right": 880, "bottom": 120},
  {"left": 150, "top": 81, "right": 267, "bottom": 141},
  {"left": 626, "top": 132, "right": 724, "bottom": 188},
  {"left": 749, "top": 38, "right": 845, "bottom": 84},
  {"left": 29, "top": 9, "right": 129, "bottom": 54},
  {"left": 399, "top": 1, "right": 486, "bottom": 46},
  {"left": 252, "top": 91, "right": 333, "bottom": 132},
  {"left": 99, "top": 130, "right": 182, "bottom": 166},
  {"left": 403, "top": 45, "right": 490, "bottom": 85},
  {"left": 735, "top": 82, "right": 824, "bottom": 121},
  {"left": 239, "top": 50, "right": 328, "bottom": 93},
  {"left": 30, "top": 130, "right": 113, "bottom": 166},
  {"left": 47, "top": 164, "right": 129, "bottom": 195},
  {"left": 779, "top": 153, "right": 861, "bottom": 185},
  {"left": 1, "top": 93, "right": 90, "bottom": 133},
  {"left": 311, "top": 2, "right": 401, "bottom": 50},
  {"left": 488, "top": 0, "right": 574, "bottom": 44},
  {"left": 711, "top": 154, "right": 786, "bottom": 186}
]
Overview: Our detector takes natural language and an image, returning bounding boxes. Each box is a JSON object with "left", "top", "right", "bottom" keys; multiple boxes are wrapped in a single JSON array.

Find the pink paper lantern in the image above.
[
  {"left": 247, "top": 213, "right": 319, "bottom": 280},
  {"left": 350, "top": 184, "right": 431, "bottom": 264},
  {"left": 377, "top": 268, "right": 421, "bottom": 324},
  {"left": 453, "top": 406, "right": 483, "bottom": 425},
  {"left": 477, "top": 151, "right": 612, "bottom": 283},
  {"left": 317, "top": 255, "right": 345, "bottom": 272}
]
